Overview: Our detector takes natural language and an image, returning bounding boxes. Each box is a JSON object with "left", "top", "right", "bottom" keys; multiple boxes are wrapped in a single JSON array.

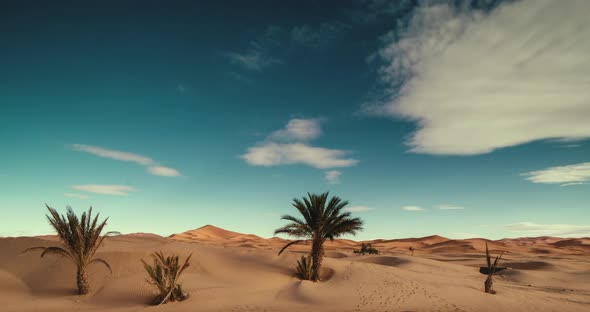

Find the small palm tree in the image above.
[
  {"left": 274, "top": 192, "right": 364, "bottom": 281},
  {"left": 484, "top": 242, "right": 504, "bottom": 294},
  {"left": 24, "top": 205, "right": 118, "bottom": 294},
  {"left": 142, "top": 251, "right": 192, "bottom": 305}
]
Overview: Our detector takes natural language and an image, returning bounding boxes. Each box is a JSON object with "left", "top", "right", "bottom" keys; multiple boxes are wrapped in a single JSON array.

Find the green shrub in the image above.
[
  {"left": 354, "top": 243, "right": 379, "bottom": 255},
  {"left": 296, "top": 255, "right": 313, "bottom": 280},
  {"left": 142, "top": 251, "right": 192, "bottom": 305}
]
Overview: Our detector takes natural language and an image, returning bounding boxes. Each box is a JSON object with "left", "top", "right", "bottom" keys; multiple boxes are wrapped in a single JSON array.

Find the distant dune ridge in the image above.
[{"left": 0, "top": 225, "right": 589, "bottom": 311}]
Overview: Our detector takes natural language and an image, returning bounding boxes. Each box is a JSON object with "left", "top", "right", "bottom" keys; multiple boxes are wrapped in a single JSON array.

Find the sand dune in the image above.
[{"left": 0, "top": 226, "right": 589, "bottom": 311}]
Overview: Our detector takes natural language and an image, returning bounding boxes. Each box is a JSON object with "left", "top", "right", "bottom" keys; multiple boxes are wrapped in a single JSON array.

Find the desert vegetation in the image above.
[
  {"left": 353, "top": 243, "right": 379, "bottom": 255},
  {"left": 409, "top": 246, "right": 415, "bottom": 256},
  {"left": 24, "top": 205, "right": 118, "bottom": 294},
  {"left": 274, "top": 192, "right": 364, "bottom": 281},
  {"left": 142, "top": 251, "right": 192, "bottom": 305},
  {"left": 483, "top": 242, "right": 504, "bottom": 294}
]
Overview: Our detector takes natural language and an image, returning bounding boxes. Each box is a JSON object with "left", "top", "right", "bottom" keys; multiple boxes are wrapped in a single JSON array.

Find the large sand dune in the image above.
[{"left": 0, "top": 225, "right": 588, "bottom": 311}]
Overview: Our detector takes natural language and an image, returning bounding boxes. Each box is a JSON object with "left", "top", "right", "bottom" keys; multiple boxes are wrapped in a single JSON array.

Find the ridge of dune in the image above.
[{"left": 169, "top": 224, "right": 264, "bottom": 242}]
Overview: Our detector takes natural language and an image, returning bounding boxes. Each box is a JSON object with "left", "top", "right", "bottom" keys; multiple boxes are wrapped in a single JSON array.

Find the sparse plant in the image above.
[
  {"left": 24, "top": 205, "right": 118, "bottom": 295},
  {"left": 275, "top": 192, "right": 364, "bottom": 282},
  {"left": 484, "top": 242, "right": 504, "bottom": 294},
  {"left": 142, "top": 251, "right": 192, "bottom": 305},
  {"left": 408, "top": 246, "right": 415, "bottom": 256},
  {"left": 354, "top": 243, "right": 379, "bottom": 255},
  {"left": 295, "top": 255, "right": 313, "bottom": 280}
]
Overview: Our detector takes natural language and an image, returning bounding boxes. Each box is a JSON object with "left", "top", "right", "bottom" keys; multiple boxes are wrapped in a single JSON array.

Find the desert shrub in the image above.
[
  {"left": 142, "top": 251, "right": 192, "bottom": 305},
  {"left": 484, "top": 243, "right": 504, "bottom": 294},
  {"left": 354, "top": 243, "right": 379, "bottom": 255},
  {"left": 296, "top": 255, "right": 313, "bottom": 280},
  {"left": 408, "top": 246, "right": 415, "bottom": 256}
]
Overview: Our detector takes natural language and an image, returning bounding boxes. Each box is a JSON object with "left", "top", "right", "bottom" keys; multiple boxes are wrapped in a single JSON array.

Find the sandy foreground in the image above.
[{"left": 0, "top": 225, "right": 589, "bottom": 312}]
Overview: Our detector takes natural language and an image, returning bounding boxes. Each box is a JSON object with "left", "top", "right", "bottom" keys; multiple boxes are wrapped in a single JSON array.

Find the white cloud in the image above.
[
  {"left": 505, "top": 222, "right": 590, "bottom": 237},
  {"left": 72, "top": 184, "right": 136, "bottom": 196},
  {"left": 147, "top": 166, "right": 181, "bottom": 177},
  {"left": 242, "top": 143, "right": 357, "bottom": 169},
  {"left": 242, "top": 118, "right": 359, "bottom": 170},
  {"left": 325, "top": 170, "right": 342, "bottom": 184},
  {"left": 72, "top": 144, "right": 181, "bottom": 177},
  {"left": 72, "top": 144, "right": 154, "bottom": 165},
  {"left": 371, "top": 0, "right": 590, "bottom": 155},
  {"left": 270, "top": 118, "right": 321, "bottom": 141},
  {"left": 523, "top": 162, "right": 590, "bottom": 184},
  {"left": 63, "top": 193, "right": 89, "bottom": 199},
  {"left": 402, "top": 206, "right": 424, "bottom": 211},
  {"left": 344, "top": 205, "right": 373, "bottom": 212},
  {"left": 560, "top": 182, "right": 585, "bottom": 187},
  {"left": 436, "top": 204, "right": 464, "bottom": 210}
]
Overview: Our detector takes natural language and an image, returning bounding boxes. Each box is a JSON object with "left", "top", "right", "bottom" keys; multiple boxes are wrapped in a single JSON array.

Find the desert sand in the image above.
[{"left": 1, "top": 225, "right": 589, "bottom": 311}]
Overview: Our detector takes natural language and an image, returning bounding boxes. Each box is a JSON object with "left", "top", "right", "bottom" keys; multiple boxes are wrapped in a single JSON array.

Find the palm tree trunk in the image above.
[
  {"left": 77, "top": 267, "right": 89, "bottom": 295},
  {"left": 311, "top": 238, "right": 324, "bottom": 282},
  {"left": 484, "top": 275, "right": 494, "bottom": 294}
]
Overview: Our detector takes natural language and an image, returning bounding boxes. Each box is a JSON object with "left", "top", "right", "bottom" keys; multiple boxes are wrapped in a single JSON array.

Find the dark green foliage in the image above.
[
  {"left": 275, "top": 192, "right": 364, "bottom": 281},
  {"left": 142, "top": 251, "right": 192, "bottom": 305},
  {"left": 353, "top": 243, "right": 379, "bottom": 255},
  {"left": 296, "top": 255, "right": 313, "bottom": 280},
  {"left": 484, "top": 242, "right": 504, "bottom": 294},
  {"left": 23, "top": 205, "right": 118, "bottom": 295}
]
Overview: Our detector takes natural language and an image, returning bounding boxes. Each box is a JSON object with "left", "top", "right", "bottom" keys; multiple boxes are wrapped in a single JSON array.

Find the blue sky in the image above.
[{"left": 1, "top": 0, "right": 589, "bottom": 240}]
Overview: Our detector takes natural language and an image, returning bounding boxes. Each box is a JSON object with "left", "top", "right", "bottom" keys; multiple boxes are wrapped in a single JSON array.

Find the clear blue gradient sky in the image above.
[{"left": 1, "top": 0, "right": 589, "bottom": 239}]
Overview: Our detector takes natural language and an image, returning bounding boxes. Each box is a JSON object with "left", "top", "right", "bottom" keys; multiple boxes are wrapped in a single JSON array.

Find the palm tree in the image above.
[
  {"left": 274, "top": 192, "right": 364, "bottom": 281},
  {"left": 24, "top": 205, "right": 119, "bottom": 294}
]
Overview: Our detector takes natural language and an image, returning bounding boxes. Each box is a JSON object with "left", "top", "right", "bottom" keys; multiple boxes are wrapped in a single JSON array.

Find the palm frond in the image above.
[
  {"left": 278, "top": 240, "right": 304, "bottom": 255},
  {"left": 90, "top": 258, "right": 113, "bottom": 274}
]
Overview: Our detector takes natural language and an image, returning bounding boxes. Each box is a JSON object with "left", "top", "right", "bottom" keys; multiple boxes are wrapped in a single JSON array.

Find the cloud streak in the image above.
[
  {"left": 436, "top": 204, "right": 464, "bottom": 210},
  {"left": 523, "top": 162, "right": 590, "bottom": 184},
  {"left": 371, "top": 0, "right": 590, "bottom": 155},
  {"left": 72, "top": 144, "right": 181, "bottom": 177},
  {"left": 505, "top": 222, "right": 590, "bottom": 237},
  {"left": 71, "top": 184, "right": 136, "bottom": 196},
  {"left": 402, "top": 206, "right": 424, "bottom": 211}
]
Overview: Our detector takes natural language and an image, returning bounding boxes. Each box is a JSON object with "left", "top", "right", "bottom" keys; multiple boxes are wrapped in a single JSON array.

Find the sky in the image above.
[{"left": 1, "top": 0, "right": 589, "bottom": 240}]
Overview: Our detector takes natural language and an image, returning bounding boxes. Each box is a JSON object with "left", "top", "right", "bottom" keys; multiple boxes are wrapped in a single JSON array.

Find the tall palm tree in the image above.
[
  {"left": 274, "top": 192, "right": 363, "bottom": 281},
  {"left": 24, "top": 205, "right": 119, "bottom": 294}
]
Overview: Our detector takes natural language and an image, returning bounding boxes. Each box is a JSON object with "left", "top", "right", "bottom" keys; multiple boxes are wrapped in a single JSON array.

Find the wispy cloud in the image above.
[
  {"left": 72, "top": 144, "right": 181, "bottom": 177},
  {"left": 523, "top": 162, "right": 590, "bottom": 184},
  {"left": 505, "top": 222, "right": 590, "bottom": 237},
  {"left": 226, "top": 25, "right": 283, "bottom": 71},
  {"left": 325, "top": 170, "right": 342, "bottom": 184},
  {"left": 71, "top": 184, "right": 136, "bottom": 196},
  {"left": 369, "top": 0, "right": 590, "bottom": 155},
  {"left": 436, "top": 204, "right": 464, "bottom": 210},
  {"left": 147, "top": 166, "right": 181, "bottom": 177},
  {"left": 402, "top": 205, "right": 424, "bottom": 211},
  {"left": 344, "top": 205, "right": 374, "bottom": 212},
  {"left": 270, "top": 118, "right": 321, "bottom": 141},
  {"left": 241, "top": 118, "right": 358, "bottom": 169},
  {"left": 242, "top": 143, "right": 357, "bottom": 169},
  {"left": 63, "top": 193, "right": 89, "bottom": 199},
  {"left": 560, "top": 182, "right": 585, "bottom": 187},
  {"left": 72, "top": 144, "right": 153, "bottom": 165}
]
